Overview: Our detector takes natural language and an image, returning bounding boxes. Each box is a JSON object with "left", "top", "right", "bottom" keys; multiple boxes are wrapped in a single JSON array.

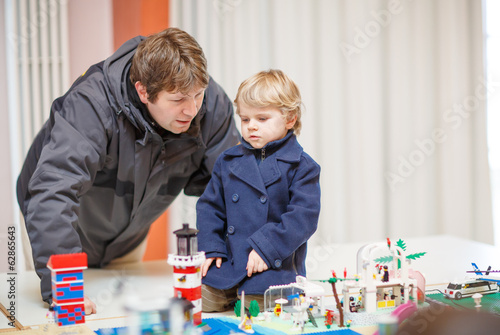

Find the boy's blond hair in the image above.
[{"left": 234, "top": 69, "right": 302, "bottom": 135}]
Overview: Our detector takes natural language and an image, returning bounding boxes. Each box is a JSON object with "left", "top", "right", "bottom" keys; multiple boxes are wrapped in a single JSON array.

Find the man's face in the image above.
[{"left": 136, "top": 82, "right": 205, "bottom": 134}]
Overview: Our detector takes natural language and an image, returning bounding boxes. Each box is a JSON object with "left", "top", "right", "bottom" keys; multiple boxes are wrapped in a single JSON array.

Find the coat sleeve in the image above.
[
  {"left": 184, "top": 77, "right": 240, "bottom": 196},
  {"left": 22, "top": 91, "right": 109, "bottom": 303},
  {"left": 196, "top": 156, "right": 229, "bottom": 259},
  {"left": 247, "top": 156, "right": 321, "bottom": 269}
]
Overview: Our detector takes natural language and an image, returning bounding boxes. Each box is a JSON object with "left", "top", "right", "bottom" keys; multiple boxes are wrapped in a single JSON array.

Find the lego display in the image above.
[{"left": 38, "top": 237, "right": 500, "bottom": 335}]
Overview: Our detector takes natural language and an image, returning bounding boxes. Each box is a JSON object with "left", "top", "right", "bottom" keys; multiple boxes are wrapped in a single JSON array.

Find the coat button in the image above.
[
  {"left": 260, "top": 195, "right": 267, "bottom": 204},
  {"left": 274, "top": 259, "right": 282, "bottom": 268},
  {"left": 232, "top": 194, "right": 239, "bottom": 202},
  {"left": 228, "top": 226, "right": 235, "bottom": 234}
]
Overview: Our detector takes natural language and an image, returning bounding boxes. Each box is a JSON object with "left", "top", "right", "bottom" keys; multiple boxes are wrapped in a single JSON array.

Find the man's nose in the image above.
[{"left": 184, "top": 97, "right": 199, "bottom": 117}]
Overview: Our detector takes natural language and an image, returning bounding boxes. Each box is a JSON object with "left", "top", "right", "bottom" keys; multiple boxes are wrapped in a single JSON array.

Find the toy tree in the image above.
[
  {"left": 317, "top": 270, "right": 359, "bottom": 328},
  {"left": 249, "top": 300, "right": 260, "bottom": 317},
  {"left": 234, "top": 300, "right": 242, "bottom": 317},
  {"left": 374, "top": 238, "right": 426, "bottom": 269}
]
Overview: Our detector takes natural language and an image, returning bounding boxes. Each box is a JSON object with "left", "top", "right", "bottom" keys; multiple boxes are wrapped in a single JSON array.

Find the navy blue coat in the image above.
[{"left": 196, "top": 132, "right": 321, "bottom": 294}]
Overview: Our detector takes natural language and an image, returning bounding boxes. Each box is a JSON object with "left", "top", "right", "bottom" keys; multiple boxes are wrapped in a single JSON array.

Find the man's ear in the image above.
[{"left": 135, "top": 81, "right": 149, "bottom": 104}]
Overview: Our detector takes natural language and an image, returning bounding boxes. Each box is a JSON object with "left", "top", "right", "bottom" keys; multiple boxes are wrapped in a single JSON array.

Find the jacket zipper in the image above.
[{"left": 261, "top": 148, "right": 266, "bottom": 162}]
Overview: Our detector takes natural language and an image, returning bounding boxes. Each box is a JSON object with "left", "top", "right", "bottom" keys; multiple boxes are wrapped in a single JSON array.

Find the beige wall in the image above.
[
  {"left": 68, "top": 0, "right": 114, "bottom": 82},
  {"left": 0, "top": 0, "right": 114, "bottom": 272},
  {"left": 0, "top": 0, "right": 14, "bottom": 273}
]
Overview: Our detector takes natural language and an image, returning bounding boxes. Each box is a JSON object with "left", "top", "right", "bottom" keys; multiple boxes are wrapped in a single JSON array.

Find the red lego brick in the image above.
[{"left": 47, "top": 253, "right": 88, "bottom": 270}]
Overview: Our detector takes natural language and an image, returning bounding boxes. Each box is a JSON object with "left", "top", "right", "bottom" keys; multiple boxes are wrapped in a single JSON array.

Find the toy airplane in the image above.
[{"left": 467, "top": 263, "right": 500, "bottom": 284}]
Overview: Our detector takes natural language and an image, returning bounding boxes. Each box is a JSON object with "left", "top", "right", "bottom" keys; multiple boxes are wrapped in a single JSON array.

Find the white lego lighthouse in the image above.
[{"left": 167, "top": 223, "right": 205, "bottom": 325}]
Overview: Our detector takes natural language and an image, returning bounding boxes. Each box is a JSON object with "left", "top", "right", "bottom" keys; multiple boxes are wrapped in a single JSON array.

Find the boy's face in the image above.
[
  {"left": 239, "top": 105, "right": 296, "bottom": 149},
  {"left": 135, "top": 82, "right": 205, "bottom": 134}
]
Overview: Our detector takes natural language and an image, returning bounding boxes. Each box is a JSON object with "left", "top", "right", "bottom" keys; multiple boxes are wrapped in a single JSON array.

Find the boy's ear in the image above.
[
  {"left": 135, "top": 81, "right": 149, "bottom": 104},
  {"left": 285, "top": 115, "right": 297, "bottom": 130}
]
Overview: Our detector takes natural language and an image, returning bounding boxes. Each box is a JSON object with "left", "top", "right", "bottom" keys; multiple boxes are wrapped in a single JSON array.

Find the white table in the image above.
[
  {"left": 0, "top": 235, "right": 498, "bottom": 332},
  {"left": 306, "top": 235, "right": 500, "bottom": 294},
  {"left": 0, "top": 309, "right": 12, "bottom": 329},
  {"left": 1, "top": 261, "right": 176, "bottom": 331}
]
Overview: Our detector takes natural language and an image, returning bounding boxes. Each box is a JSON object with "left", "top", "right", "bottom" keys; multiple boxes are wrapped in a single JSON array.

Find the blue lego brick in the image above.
[
  {"left": 52, "top": 270, "right": 84, "bottom": 283},
  {"left": 53, "top": 282, "right": 84, "bottom": 302}
]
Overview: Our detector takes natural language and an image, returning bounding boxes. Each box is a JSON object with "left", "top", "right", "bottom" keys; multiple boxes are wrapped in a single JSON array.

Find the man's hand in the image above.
[
  {"left": 246, "top": 249, "right": 268, "bottom": 277},
  {"left": 84, "top": 295, "right": 97, "bottom": 315},
  {"left": 201, "top": 257, "right": 222, "bottom": 277}
]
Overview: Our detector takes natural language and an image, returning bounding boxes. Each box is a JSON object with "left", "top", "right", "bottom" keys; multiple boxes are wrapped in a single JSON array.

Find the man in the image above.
[{"left": 16, "top": 28, "right": 239, "bottom": 313}]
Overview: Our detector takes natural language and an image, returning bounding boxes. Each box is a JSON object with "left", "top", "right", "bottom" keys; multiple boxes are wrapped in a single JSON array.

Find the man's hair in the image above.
[
  {"left": 234, "top": 69, "right": 302, "bottom": 135},
  {"left": 130, "top": 27, "right": 209, "bottom": 102}
]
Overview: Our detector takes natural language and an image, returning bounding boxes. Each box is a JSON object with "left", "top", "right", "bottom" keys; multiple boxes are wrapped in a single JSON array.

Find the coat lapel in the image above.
[
  {"left": 228, "top": 153, "right": 267, "bottom": 194},
  {"left": 260, "top": 157, "right": 281, "bottom": 187}
]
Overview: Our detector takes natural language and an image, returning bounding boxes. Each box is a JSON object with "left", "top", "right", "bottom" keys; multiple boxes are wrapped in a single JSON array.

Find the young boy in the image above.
[{"left": 196, "top": 69, "right": 321, "bottom": 312}]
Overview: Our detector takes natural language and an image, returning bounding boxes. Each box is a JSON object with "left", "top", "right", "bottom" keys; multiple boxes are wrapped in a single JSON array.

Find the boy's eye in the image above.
[{"left": 259, "top": 117, "right": 267, "bottom": 121}]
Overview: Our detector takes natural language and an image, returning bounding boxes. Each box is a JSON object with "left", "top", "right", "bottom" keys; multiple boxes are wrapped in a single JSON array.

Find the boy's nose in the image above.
[{"left": 248, "top": 120, "right": 258, "bottom": 130}]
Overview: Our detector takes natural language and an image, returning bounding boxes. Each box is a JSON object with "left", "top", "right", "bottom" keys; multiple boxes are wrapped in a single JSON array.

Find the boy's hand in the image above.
[
  {"left": 246, "top": 249, "right": 268, "bottom": 277},
  {"left": 201, "top": 257, "right": 222, "bottom": 277},
  {"left": 84, "top": 295, "right": 97, "bottom": 315}
]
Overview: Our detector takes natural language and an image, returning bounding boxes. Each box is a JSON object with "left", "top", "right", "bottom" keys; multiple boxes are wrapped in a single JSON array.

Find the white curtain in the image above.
[
  {"left": 169, "top": 0, "right": 494, "bottom": 246},
  {"left": 4, "top": 0, "right": 71, "bottom": 271}
]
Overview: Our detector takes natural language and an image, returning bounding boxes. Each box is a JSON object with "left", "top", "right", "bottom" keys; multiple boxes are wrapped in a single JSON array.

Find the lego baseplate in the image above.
[
  {"left": 426, "top": 291, "right": 500, "bottom": 314},
  {"left": 93, "top": 316, "right": 373, "bottom": 335},
  {"left": 202, "top": 316, "right": 365, "bottom": 334}
]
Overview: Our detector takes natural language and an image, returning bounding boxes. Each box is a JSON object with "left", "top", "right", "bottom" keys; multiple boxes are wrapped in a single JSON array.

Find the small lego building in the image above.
[
  {"left": 167, "top": 223, "right": 205, "bottom": 326},
  {"left": 263, "top": 275, "right": 325, "bottom": 316},
  {"left": 47, "top": 253, "right": 88, "bottom": 326}
]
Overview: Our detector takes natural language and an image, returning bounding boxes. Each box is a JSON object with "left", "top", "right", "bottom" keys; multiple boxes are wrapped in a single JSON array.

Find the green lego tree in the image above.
[
  {"left": 234, "top": 300, "right": 241, "bottom": 317},
  {"left": 374, "top": 238, "right": 426, "bottom": 269},
  {"left": 249, "top": 300, "right": 260, "bottom": 317}
]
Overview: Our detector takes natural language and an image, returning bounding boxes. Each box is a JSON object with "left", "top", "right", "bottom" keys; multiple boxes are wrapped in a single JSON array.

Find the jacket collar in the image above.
[
  {"left": 225, "top": 131, "right": 302, "bottom": 163},
  {"left": 225, "top": 132, "right": 303, "bottom": 193}
]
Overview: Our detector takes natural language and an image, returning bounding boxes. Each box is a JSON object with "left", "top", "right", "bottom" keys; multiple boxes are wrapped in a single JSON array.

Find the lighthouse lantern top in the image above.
[{"left": 173, "top": 223, "right": 199, "bottom": 256}]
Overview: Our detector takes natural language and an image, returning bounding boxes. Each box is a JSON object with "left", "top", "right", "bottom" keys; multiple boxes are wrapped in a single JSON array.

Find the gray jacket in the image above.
[{"left": 16, "top": 36, "right": 240, "bottom": 303}]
